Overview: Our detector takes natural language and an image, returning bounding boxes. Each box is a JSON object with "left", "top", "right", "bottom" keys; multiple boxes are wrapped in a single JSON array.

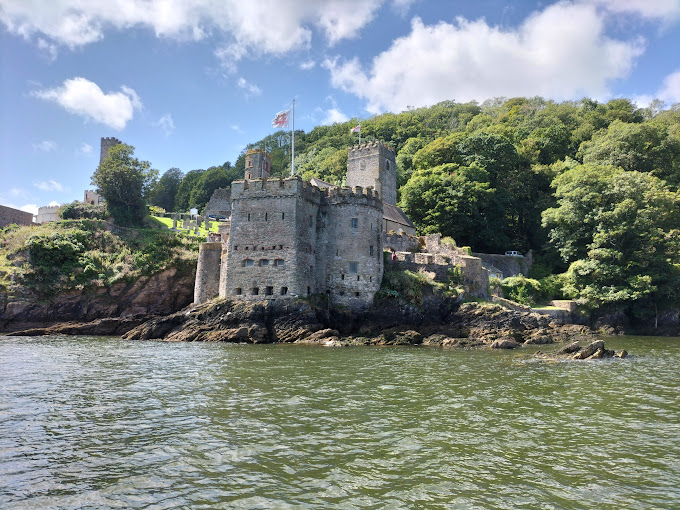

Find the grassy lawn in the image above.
[{"left": 151, "top": 216, "right": 221, "bottom": 237}]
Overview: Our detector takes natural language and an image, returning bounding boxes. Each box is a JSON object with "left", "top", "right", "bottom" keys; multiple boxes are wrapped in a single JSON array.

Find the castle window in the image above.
[
  {"left": 279, "top": 244, "right": 283, "bottom": 250},
  {"left": 341, "top": 274, "right": 345, "bottom": 280},
  {"left": 282, "top": 212, "right": 285, "bottom": 220},
  {"left": 260, "top": 259, "right": 269, "bottom": 266},
  {"left": 252, "top": 287, "right": 259, "bottom": 295},
  {"left": 234, "top": 245, "right": 238, "bottom": 251},
  {"left": 275, "top": 259, "right": 284, "bottom": 266},
  {"left": 245, "top": 246, "right": 248, "bottom": 251},
  {"left": 243, "top": 259, "right": 254, "bottom": 267},
  {"left": 354, "top": 292, "right": 360, "bottom": 297},
  {"left": 281, "top": 286, "right": 288, "bottom": 295},
  {"left": 357, "top": 275, "right": 360, "bottom": 281},
  {"left": 307, "top": 286, "right": 311, "bottom": 295},
  {"left": 265, "top": 286, "right": 273, "bottom": 296},
  {"left": 370, "top": 277, "right": 373, "bottom": 282},
  {"left": 351, "top": 218, "right": 358, "bottom": 229},
  {"left": 235, "top": 288, "right": 242, "bottom": 295},
  {"left": 265, "top": 213, "right": 268, "bottom": 221},
  {"left": 336, "top": 249, "right": 339, "bottom": 256},
  {"left": 369, "top": 245, "right": 374, "bottom": 256},
  {"left": 349, "top": 262, "right": 358, "bottom": 274},
  {"left": 385, "top": 161, "right": 390, "bottom": 172},
  {"left": 247, "top": 213, "right": 251, "bottom": 221},
  {"left": 309, "top": 215, "right": 313, "bottom": 227}
]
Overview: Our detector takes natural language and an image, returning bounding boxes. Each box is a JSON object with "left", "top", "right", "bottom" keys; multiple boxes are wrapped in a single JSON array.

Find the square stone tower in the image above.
[
  {"left": 346, "top": 141, "right": 397, "bottom": 205},
  {"left": 100, "top": 137, "right": 122, "bottom": 164}
]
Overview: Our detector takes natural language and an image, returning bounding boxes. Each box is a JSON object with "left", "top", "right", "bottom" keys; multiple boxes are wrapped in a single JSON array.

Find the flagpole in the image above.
[{"left": 291, "top": 99, "right": 295, "bottom": 176}]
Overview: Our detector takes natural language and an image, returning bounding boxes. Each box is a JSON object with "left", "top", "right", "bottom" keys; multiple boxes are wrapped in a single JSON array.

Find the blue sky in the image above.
[{"left": 2, "top": 0, "right": 679, "bottom": 215}]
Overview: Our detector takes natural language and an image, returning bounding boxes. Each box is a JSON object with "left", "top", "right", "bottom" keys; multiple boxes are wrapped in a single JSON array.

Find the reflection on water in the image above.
[{"left": 1, "top": 335, "right": 679, "bottom": 508}]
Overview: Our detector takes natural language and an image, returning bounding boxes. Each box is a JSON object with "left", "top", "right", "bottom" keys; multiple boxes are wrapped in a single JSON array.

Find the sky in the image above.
[{"left": 1, "top": 0, "right": 680, "bottom": 215}]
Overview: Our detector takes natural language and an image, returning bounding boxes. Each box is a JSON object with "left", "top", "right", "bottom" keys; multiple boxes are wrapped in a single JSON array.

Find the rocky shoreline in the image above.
[
  {"left": 115, "top": 297, "right": 597, "bottom": 348},
  {"left": 3, "top": 288, "right": 630, "bottom": 359}
]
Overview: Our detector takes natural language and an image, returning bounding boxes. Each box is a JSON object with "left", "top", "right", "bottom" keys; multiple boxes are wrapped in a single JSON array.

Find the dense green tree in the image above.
[
  {"left": 190, "top": 163, "right": 239, "bottom": 213},
  {"left": 91, "top": 144, "right": 158, "bottom": 226},
  {"left": 175, "top": 169, "right": 205, "bottom": 212},
  {"left": 578, "top": 120, "right": 680, "bottom": 186},
  {"left": 150, "top": 167, "right": 183, "bottom": 212},
  {"left": 543, "top": 165, "right": 680, "bottom": 314},
  {"left": 395, "top": 137, "right": 427, "bottom": 186},
  {"left": 399, "top": 164, "right": 508, "bottom": 251}
]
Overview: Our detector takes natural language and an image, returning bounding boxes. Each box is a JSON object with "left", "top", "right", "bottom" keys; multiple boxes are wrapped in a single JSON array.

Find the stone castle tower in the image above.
[
  {"left": 346, "top": 141, "right": 397, "bottom": 205},
  {"left": 245, "top": 148, "right": 272, "bottom": 180},
  {"left": 100, "top": 137, "right": 122, "bottom": 164}
]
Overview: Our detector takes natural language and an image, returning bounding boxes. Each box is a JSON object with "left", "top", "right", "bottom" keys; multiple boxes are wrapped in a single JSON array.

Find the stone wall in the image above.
[
  {"left": 0, "top": 205, "right": 33, "bottom": 227},
  {"left": 384, "top": 231, "right": 420, "bottom": 253},
  {"left": 37, "top": 205, "right": 59, "bottom": 224},
  {"left": 471, "top": 251, "right": 533, "bottom": 278},
  {"left": 204, "top": 187, "right": 231, "bottom": 218}
]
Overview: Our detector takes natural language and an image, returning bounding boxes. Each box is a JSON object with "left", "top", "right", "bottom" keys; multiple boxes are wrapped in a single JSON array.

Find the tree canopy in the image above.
[{"left": 91, "top": 144, "right": 158, "bottom": 226}]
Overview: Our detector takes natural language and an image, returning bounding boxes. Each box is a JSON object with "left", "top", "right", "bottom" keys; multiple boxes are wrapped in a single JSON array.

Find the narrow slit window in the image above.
[{"left": 351, "top": 218, "right": 358, "bottom": 229}]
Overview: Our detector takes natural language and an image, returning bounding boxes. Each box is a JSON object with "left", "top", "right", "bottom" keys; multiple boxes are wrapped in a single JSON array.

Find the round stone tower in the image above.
[
  {"left": 194, "top": 242, "right": 222, "bottom": 304},
  {"left": 245, "top": 148, "right": 272, "bottom": 180}
]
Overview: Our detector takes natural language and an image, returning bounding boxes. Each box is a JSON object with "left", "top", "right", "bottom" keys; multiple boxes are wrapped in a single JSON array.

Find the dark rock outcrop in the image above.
[
  {"left": 0, "top": 268, "right": 195, "bottom": 334},
  {"left": 121, "top": 298, "right": 596, "bottom": 348}
]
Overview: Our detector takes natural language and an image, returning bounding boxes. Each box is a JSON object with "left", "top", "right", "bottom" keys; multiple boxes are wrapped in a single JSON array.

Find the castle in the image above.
[{"left": 195, "top": 141, "right": 417, "bottom": 309}]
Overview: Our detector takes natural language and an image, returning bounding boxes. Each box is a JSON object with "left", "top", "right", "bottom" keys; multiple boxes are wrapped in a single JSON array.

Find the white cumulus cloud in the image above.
[
  {"left": 325, "top": 3, "right": 646, "bottom": 113},
  {"left": 79, "top": 142, "right": 93, "bottom": 154},
  {"left": 33, "top": 77, "right": 142, "bottom": 130},
  {"left": 19, "top": 204, "right": 38, "bottom": 216},
  {"left": 32, "top": 140, "right": 57, "bottom": 152},
  {"left": 1, "top": 0, "right": 385, "bottom": 71},
  {"left": 657, "top": 69, "right": 680, "bottom": 103}
]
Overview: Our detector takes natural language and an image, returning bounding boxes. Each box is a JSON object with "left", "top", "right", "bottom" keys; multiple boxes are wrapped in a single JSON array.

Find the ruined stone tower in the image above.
[
  {"left": 100, "top": 137, "right": 122, "bottom": 164},
  {"left": 244, "top": 148, "right": 272, "bottom": 180},
  {"left": 346, "top": 141, "right": 397, "bottom": 205}
]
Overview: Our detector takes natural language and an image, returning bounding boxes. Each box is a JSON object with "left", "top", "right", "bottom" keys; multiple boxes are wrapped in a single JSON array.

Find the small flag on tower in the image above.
[
  {"left": 350, "top": 124, "right": 361, "bottom": 133},
  {"left": 272, "top": 109, "right": 290, "bottom": 128}
]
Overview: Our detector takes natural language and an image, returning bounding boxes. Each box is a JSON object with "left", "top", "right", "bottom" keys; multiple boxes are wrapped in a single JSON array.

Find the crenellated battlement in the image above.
[
  {"left": 348, "top": 140, "right": 395, "bottom": 157},
  {"left": 323, "top": 185, "right": 382, "bottom": 209},
  {"left": 232, "top": 175, "right": 321, "bottom": 202}
]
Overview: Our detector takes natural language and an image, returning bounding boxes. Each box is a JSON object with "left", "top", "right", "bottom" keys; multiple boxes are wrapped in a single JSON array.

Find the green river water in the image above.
[{"left": 1, "top": 335, "right": 679, "bottom": 509}]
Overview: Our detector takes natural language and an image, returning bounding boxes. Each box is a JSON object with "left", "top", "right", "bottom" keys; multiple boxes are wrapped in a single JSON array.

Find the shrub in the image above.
[
  {"left": 501, "top": 275, "right": 542, "bottom": 306},
  {"left": 58, "top": 202, "right": 107, "bottom": 220}
]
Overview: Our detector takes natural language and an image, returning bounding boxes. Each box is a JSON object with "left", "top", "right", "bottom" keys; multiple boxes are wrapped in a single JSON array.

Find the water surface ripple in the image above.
[{"left": 1, "top": 336, "right": 679, "bottom": 509}]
